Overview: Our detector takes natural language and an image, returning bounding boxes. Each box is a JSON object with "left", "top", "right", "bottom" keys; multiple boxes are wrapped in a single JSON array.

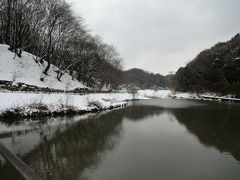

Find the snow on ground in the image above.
[
  {"left": 0, "top": 89, "right": 239, "bottom": 118},
  {"left": 0, "top": 92, "right": 148, "bottom": 117},
  {"left": 136, "top": 89, "right": 198, "bottom": 99},
  {"left": 171, "top": 92, "right": 199, "bottom": 99},
  {"left": 0, "top": 44, "right": 86, "bottom": 90},
  {"left": 0, "top": 89, "right": 199, "bottom": 118},
  {"left": 0, "top": 89, "right": 182, "bottom": 118},
  {"left": 0, "top": 91, "right": 142, "bottom": 115},
  {"left": 137, "top": 89, "right": 172, "bottom": 98}
]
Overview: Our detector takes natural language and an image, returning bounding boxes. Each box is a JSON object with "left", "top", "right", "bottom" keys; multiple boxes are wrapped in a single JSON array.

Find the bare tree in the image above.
[{"left": 0, "top": 0, "right": 124, "bottom": 89}]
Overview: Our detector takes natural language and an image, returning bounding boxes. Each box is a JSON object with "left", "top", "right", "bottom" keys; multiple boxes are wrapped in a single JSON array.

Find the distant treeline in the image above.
[
  {"left": 0, "top": 0, "right": 123, "bottom": 89},
  {"left": 172, "top": 34, "right": 240, "bottom": 96},
  {"left": 122, "top": 68, "right": 169, "bottom": 89}
]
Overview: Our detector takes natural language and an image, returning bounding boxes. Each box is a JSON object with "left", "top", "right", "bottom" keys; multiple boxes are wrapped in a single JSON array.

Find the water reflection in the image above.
[
  {"left": 172, "top": 107, "right": 240, "bottom": 161},
  {"left": 0, "top": 100, "right": 240, "bottom": 180},
  {"left": 0, "top": 113, "right": 122, "bottom": 180}
]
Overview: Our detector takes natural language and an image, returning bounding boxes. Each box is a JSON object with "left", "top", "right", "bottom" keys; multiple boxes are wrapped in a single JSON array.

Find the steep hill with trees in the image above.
[
  {"left": 0, "top": 0, "right": 123, "bottom": 91},
  {"left": 173, "top": 34, "right": 240, "bottom": 96}
]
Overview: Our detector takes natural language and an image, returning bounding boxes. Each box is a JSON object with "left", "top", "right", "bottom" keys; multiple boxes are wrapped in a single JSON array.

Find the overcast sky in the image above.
[{"left": 66, "top": 0, "right": 240, "bottom": 75}]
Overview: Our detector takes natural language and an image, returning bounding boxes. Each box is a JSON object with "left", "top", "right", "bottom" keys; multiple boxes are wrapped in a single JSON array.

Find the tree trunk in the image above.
[
  {"left": 6, "top": 0, "right": 12, "bottom": 45},
  {"left": 17, "top": 49, "right": 22, "bottom": 57},
  {"left": 44, "top": 61, "right": 51, "bottom": 75}
]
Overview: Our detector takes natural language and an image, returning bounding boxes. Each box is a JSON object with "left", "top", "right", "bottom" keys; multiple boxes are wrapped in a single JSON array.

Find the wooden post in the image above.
[{"left": 0, "top": 142, "right": 42, "bottom": 180}]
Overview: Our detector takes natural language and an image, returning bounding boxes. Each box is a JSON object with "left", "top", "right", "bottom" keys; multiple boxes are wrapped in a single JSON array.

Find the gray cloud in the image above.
[{"left": 67, "top": 0, "right": 240, "bottom": 75}]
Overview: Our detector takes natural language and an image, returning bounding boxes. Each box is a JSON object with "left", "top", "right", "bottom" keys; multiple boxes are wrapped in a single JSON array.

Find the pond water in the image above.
[{"left": 0, "top": 99, "right": 240, "bottom": 180}]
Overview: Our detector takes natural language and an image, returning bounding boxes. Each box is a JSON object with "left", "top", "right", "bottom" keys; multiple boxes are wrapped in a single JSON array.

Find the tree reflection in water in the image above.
[
  {"left": 0, "top": 100, "right": 240, "bottom": 180},
  {"left": 0, "top": 105, "right": 165, "bottom": 180},
  {"left": 171, "top": 106, "right": 240, "bottom": 161}
]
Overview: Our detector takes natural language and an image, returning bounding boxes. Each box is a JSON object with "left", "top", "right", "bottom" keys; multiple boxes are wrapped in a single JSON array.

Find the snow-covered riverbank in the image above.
[
  {"left": 0, "top": 92, "right": 147, "bottom": 118},
  {"left": 0, "top": 89, "right": 239, "bottom": 118},
  {"left": 137, "top": 89, "right": 198, "bottom": 99},
  {"left": 0, "top": 89, "right": 187, "bottom": 118}
]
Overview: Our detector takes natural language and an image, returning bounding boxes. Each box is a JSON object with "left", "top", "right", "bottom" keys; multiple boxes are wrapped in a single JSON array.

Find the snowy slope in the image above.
[{"left": 0, "top": 44, "right": 86, "bottom": 90}]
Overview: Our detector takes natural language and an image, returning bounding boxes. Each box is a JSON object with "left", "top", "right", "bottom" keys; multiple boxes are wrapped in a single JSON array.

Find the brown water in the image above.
[{"left": 0, "top": 99, "right": 240, "bottom": 180}]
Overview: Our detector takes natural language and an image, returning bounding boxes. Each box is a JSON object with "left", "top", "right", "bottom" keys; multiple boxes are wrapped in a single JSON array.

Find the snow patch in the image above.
[
  {"left": 137, "top": 89, "right": 172, "bottom": 98},
  {"left": 0, "top": 44, "right": 86, "bottom": 90}
]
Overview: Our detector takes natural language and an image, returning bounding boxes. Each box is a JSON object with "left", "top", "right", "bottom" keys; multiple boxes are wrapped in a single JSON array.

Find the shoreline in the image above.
[
  {"left": 0, "top": 103, "right": 128, "bottom": 119},
  {"left": 0, "top": 90, "right": 240, "bottom": 119},
  {"left": 0, "top": 92, "right": 140, "bottom": 119}
]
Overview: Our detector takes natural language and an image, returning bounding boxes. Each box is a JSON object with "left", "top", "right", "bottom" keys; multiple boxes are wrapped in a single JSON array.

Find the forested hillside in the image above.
[
  {"left": 123, "top": 68, "right": 167, "bottom": 89},
  {"left": 0, "top": 0, "right": 122, "bottom": 90},
  {"left": 173, "top": 34, "right": 240, "bottom": 96}
]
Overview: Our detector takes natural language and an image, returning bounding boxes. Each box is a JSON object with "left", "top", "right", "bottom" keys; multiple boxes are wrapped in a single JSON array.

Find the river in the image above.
[{"left": 0, "top": 99, "right": 240, "bottom": 180}]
